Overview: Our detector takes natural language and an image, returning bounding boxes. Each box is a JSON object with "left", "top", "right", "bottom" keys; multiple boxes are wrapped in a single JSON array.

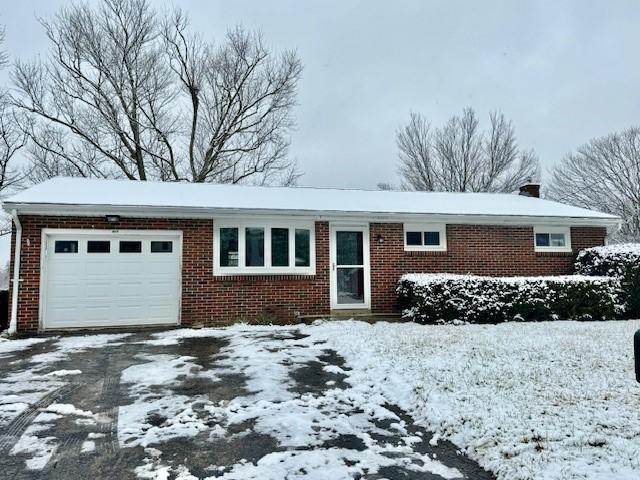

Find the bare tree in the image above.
[
  {"left": 396, "top": 108, "right": 539, "bottom": 192},
  {"left": 0, "top": 25, "right": 27, "bottom": 236},
  {"left": 547, "top": 126, "right": 640, "bottom": 241},
  {"left": 0, "top": 103, "right": 27, "bottom": 197},
  {"left": 12, "top": 0, "right": 302, "bottom": 185},
  {"left": 0, "top": 26, "right": 7, "bottom": 69}
]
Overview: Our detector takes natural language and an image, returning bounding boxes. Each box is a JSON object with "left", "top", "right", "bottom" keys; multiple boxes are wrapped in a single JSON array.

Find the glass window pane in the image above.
[
  {"left": 337, "top": 267, "right": 365, "bottom": 304},
  {"left": 54, "top": 240, "right": 78, "bottom": 253},
  {"left": 424, "top": 231, "right": 440, "bottom": 246},
  {"left": 271, "top": 228, "right": 289, "bottom": 267},
  {"left": 87, "top": 240, "right": 110, "bottom": 253},
  {"left": 550, "top": 233, "right": 566, "bottom": 247},
  {"left": 151, "top": 241, "right": 173, "bottom": 253},
  {"left": 405, "top": 231, "right": 422, "bottom": 246},
  {"left": 295, "top": 229, "right": 311, "bottom": 267},
  {"left": 220, "top": 228, "right": 239, "bottom": 267},
  {"left": 535, "top": 233, "right": 550, "bottom": 247},
  {"left": 119, "top": 241, "right": 142, "bottom": 253},
  {"left": 245, "top": 227, "right": 265, "bottom": 267},
  {"left": 336, "top": 231, "right": 363, "bottom": 265}
]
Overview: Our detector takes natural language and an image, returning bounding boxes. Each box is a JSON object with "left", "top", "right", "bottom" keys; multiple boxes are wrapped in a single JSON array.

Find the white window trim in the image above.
[
  {"left": 403, "top": 223, "right": 447, "bottom": 252},
  {"left": 213, "top": 219, "right": 316, "bottom": 276},
  {"left": 534, "top": 226, "right": 572, "bottom": 252}
]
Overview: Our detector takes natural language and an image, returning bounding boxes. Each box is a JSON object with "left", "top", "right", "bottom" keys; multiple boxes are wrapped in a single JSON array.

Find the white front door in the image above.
[
  {"left": 330, "top": 224, "right": 371, "bottom": 310},
  {"left": 41, "top": 230, "right": 182, "bottom": 330}
]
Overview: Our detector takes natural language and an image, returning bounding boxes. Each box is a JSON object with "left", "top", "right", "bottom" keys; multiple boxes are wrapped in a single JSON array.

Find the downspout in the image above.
[{"left": 9, "top": 209, "right": 21, "bottom": 335}]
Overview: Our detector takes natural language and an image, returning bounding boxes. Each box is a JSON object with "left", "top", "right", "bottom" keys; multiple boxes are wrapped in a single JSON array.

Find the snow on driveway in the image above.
[
  {"left": 308, "top": 320, "right": 640, "bottom": 480},
  {"left": 2, "top": 320, "right": 637, "bottom": 480},
  {"left": 0, "top": 326, "right": 486, "bottom": 479},
  {"left": 122, "top": 326, "right": 470, "bottom": 479}
]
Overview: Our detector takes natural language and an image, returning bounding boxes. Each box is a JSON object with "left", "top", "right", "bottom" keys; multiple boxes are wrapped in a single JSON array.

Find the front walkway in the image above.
[{"left": 0, "top": 327, "right": 494, "bottom": 479}]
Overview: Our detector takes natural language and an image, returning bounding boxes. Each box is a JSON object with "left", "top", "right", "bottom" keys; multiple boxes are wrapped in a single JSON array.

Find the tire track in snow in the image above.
[
  {"left": 98, "top": 373, "right": 121, "bottom": 452},
  {"left": 0, "top": 383, "right": 82, "bottom": 452}
]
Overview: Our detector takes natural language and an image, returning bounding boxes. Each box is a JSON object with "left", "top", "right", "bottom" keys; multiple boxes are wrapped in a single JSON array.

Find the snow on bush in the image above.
[
  {"left": 575, "top": 243, "right": 640, "bottom": 317},
  {"left": 575, "top": 243, "right": 640, "bottom": 276},
  {"left": 397, "top": 273, "right": 624, "bottom": 324}
]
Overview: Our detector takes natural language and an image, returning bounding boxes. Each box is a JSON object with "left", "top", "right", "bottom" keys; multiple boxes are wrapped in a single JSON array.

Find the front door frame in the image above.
[{"left": 329, "top": 223, "right": 371, "bottom": 310}]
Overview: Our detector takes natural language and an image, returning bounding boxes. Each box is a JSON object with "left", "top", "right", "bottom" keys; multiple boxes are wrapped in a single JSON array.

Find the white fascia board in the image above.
[{"left": 2, "top": 202, "right": 621, "bottom": 228}]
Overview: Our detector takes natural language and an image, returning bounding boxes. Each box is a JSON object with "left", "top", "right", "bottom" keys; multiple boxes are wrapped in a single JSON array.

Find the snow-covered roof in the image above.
[{"left": 2, "top": 177, "right": 620, "bottom": 226}]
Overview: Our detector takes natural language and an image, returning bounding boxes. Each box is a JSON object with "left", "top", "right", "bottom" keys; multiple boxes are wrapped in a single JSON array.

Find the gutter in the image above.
[{"left": 9, "top": 209, "right": 21, "bottom": 334}]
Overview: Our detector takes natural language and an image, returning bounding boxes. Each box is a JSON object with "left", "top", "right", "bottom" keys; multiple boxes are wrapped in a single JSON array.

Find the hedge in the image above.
[
  {"left": 575, "top": 244, "right": 640, "bottom": 318},
  {"left": 397, "top": 273, "right": 625, "bottom": 324}
]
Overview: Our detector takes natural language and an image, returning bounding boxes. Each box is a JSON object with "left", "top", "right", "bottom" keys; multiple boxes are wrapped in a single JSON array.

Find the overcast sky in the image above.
[{"left": 1, "top": 0, "right": 639, "bottom": 190}]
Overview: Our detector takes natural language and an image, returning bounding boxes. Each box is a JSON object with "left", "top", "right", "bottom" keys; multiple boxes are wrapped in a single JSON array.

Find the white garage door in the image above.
[{"left": 41, "top": 230, "right": 182, "bottom": 330}]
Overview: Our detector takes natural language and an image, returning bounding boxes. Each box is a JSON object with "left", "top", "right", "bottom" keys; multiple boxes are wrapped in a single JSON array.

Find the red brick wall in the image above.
[
  {"left": 11, "top": 216, "right": 330, "bottom": 332},
  {"left": 9, "top": 216, "right": 605, "bottom": 332},
  {"left": 370, "top": 223, "right": 607, "bottom": 312}
]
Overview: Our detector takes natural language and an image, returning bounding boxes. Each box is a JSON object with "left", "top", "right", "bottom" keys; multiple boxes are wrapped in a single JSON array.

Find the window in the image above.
[
  {"left": 151, "top": 241, "right": 173, "bottom": 253},
  {"left": 295, "top": 229, "right": 311, "bottom": 267},
  {"left": 119, "top": 241, "right": 142, "bottom": 253},
  {"left": 403, "top": 224, "right": 447, "bottom": 251},
  {"left": 245, "top": 228, "right": 265, "bottom": 266},
  {"left": 87, "top": 240, "right": 110, "bottom": 253},
  {"left": 424, "top": 231, "right": 440, "bottom": 246},
  {"left": 54, "top": 240, "right": 78, "bottom": 253},
  {"left": 220, "top": 228, "right": 239, "bottom": 267},
  {"left": 215, "top": 221, "right": 315, "bottom": 275},
  {"left": 271, "top": 228, "right": 289, "bottom": 267},
  {"left": 405, "top": 231, "right": 422, "bottom": 246},
  {"left": 534, "top": 226, "right": 571, "bottom": 252}
]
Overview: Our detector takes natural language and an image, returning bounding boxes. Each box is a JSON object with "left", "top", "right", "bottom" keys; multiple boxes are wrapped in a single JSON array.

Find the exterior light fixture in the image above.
[
  {"left": 376, "top": 234, "right": 384, "bottom": 244},
  {"left": 105, "top": 215, "right": 121, "bottom": 223}
]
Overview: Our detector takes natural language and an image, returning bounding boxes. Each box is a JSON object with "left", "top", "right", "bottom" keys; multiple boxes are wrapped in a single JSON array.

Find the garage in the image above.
[{"left": 41, "top": 229, "right": 182, "bottom": 330}]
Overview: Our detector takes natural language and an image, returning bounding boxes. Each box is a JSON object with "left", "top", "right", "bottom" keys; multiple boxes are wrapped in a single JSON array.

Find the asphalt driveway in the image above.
[{"left": 0, "top": 327, "right": 495, "bottom": 479}]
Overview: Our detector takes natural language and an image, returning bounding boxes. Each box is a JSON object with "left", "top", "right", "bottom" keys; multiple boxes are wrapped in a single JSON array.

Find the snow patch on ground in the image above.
[
  {"left": 9, "top": 423, "right": 57, "bottom": 470},
  {"left": 45, "top": 403, "right": 95, "bottom": 418},
  {"left": 45, "top": 369, "right": 82, "bottom": 377},
  {"left": 0, "top": 333, "right": 126, "bottom": 427},
  {"left": 127, "top": 327, "right": 463, "bottom": 479},
  {"left": 119, "top": 353, "right": 221, "bottom": 448},
  {"left": 0, "top": 336, "right": 49, "bottom": 355},
  {"left": 121, "top": 354, "right": 219, "bottom": 389},
  {"left": 305, "top": 320, "right": 640, "bottom": 480},
  {"left": 81, "top": 440, "right": 96, "bottom": 453},
  {"left": 30, "top": 333, "right": 131, "bottom": 365}
]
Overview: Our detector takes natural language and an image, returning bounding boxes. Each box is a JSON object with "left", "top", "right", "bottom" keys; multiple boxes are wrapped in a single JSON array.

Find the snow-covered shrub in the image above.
[
  {"left": 575, "top": 244, "right": 640, "bottom": 318},
  {"left": 397, "top": 274, "right": 624, "bottom": 324}
]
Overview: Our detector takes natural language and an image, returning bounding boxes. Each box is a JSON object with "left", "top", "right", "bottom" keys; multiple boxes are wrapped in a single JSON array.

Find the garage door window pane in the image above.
[
  {"left": 295, "top": 229, "right": 311, "bottom": 267},
  {"left": 151, "top": 241, "right": 173, "bottom": 253},
  {"left": 54, "top": 240, "right": 78, "bottom": 253},
  {"left": 220, "top": 228, "right": 239, "bottom": 267},
  {"left": 119, "top": 241, "right": 142, "bottom": 253},
  {"left": 87, "top": 241, "right": 110, "bottom": 253},
  {"left": 245, "top": 227, "right": 265, "bottom": 267},
  {"left": 271, "top": 228, "right": 289, "bottom": 267}
]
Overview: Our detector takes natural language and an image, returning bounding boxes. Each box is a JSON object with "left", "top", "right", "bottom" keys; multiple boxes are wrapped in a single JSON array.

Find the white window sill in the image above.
[
  {"left": 534, "top": 247, "right": 572, "bottom": 253},
  {"left": 404, "top": 246, "right": 447, "bottom": 252},
  {"left": 214, "top": 267, "right": 315, "bottom": 276}
]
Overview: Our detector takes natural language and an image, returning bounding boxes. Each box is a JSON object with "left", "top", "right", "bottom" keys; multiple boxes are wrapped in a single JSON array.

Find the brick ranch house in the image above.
[{"left": 2, "top": 177, "right": 619, "bottom": 334}]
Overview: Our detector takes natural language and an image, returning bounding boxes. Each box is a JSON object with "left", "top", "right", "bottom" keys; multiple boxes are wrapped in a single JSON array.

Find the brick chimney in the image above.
[{"left": 519, "top": 183, "right": 540, "bottom": 198}]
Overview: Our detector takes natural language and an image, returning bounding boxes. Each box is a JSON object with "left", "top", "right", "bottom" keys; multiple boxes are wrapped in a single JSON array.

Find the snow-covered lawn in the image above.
[
  {"left": 2, "top": 320, "right": 639, "bottom": 480},
  {"left": 310, "top": 320, "right": 640, "bottom": 480}
]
